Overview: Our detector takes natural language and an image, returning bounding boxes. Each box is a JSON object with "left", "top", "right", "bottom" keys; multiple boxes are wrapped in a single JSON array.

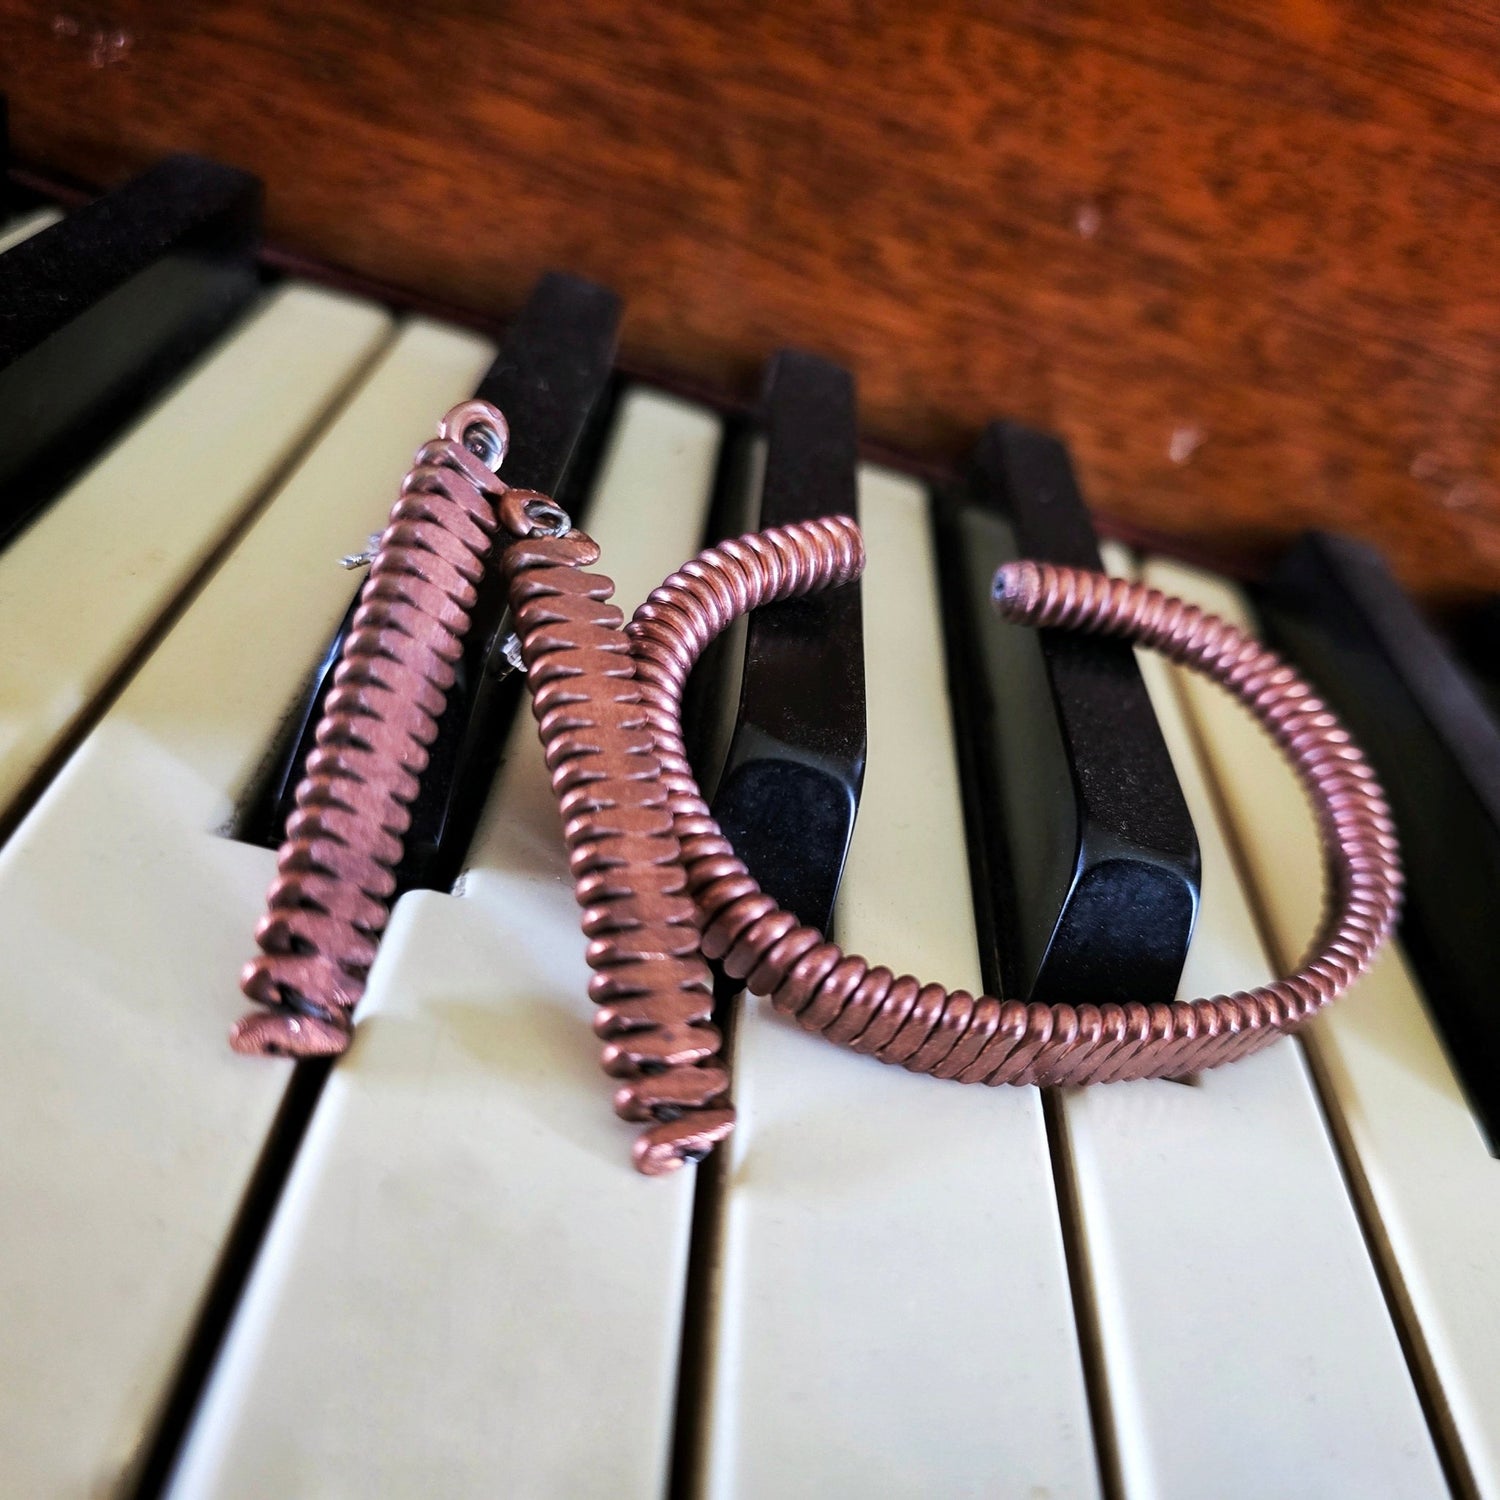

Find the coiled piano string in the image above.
[
  {"left": 501, "top": 519, "right": 733, "bottom": 1176},
  {"left": 631, "top": 522, "right": 1403, "bottom": 1092},
  {"left": 233, "top": 400, "right": 512, "bottom": 1058}
]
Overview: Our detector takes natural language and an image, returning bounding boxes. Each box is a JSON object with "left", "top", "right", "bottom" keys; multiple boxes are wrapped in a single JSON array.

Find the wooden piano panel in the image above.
[{"left": 1, "top": 1, "right": 1498, "bottom": 599}]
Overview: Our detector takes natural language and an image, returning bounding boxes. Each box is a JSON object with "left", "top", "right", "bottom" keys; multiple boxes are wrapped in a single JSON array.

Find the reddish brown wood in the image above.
[{"left": 2, "top": 0, "right": 1498, "bottom": 599}]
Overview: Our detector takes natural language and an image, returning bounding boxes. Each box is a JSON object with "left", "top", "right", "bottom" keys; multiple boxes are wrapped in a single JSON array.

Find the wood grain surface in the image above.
[{"left": 1, "top": 1, "right": 1497, "bottom": 599}]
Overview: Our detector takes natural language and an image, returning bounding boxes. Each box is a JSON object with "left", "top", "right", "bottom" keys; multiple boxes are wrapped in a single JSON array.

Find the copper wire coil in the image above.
[
  {"left": 232, "top": 410, "right": 511, "bottom": 1059},
  {"left": 628, "top": 520, "right": 1402, "bottom": 1096},
  {"left": 233, "top": 400, "right": 735, "bottom": 1173},
  {"left": 501, "top": 523, "right": 733, "bottom": 1175},
  {"left": 232, "top": 396, "right": 1402, "bottom": 1177}
]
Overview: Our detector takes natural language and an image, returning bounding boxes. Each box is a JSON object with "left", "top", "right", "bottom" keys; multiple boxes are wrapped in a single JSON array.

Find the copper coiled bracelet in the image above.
[{"left": 233, "top": 400, "right": 1403, "bottom": 1176}]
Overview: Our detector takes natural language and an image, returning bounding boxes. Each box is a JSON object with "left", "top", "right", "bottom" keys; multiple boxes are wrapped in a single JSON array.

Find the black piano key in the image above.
[
  {"left": 1, "top": 94, "right": 9, "bottom": 222},
  {"left": 0, "top": 154, "right": 261, "bottom": 551},
  {"left": 939, "top": 421, "right": 1200, "bottom": 1007},
  {"left": 1258, "top": 532, "right": 1500, "bottom": 1150},
  {"left": 1449, "top": 595, "right": 1500, "bottom": 725},
  {"left": 239, "top": 273, "right": 621, "bottom": 894},
  {"left": 412, "top": 274, "right": 621, "bottom": 891},
  {"left": 707, "top": 349, "right": 865, "bottom": 935}
]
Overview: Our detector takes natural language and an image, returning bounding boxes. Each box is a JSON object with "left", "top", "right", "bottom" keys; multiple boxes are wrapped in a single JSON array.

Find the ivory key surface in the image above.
[
  {"left": 1146, "top": 556, "right": 1500, "bottom": 1498},
  {"left": 696, "top": 468, "right": 1101, "bottom": 1500},
  {"left": 0, "top": 318, "right": 496, "bottom": 1495},
  {"left": 0, "top": 282, "right": 391, "bottom": 814},
  {"left": 168, "top": 389, "right": 726, "bottom": 1500},
  {"left": 1041, "top": 546, "right": 1446, "bottom": 1500},
  {"left": 0, "top": 204, "right": 63, "bottom": 252}
]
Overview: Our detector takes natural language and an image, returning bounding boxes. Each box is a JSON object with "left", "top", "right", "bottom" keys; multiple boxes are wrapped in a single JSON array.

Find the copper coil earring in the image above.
[{"left": 233, "top": 402, "right": 511, "bottom": 1058}]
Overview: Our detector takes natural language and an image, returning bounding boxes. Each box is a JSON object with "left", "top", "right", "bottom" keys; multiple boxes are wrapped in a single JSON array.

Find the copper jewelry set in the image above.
[{"left": 232, "top": 401, "right": 1404, "bottom": 1175}]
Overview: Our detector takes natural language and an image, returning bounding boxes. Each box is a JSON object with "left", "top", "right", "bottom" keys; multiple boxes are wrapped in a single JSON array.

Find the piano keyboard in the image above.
[{"left": 1, "top": 200, "right": 1496, "bottom": 1500}]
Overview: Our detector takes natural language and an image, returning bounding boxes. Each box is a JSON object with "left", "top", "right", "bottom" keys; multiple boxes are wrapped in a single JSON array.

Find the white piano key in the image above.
[
  {"left": 0, "top": 319, "right": 497, "bottom": 1497},
  {"left": 0, "top": 282, "right": 392, "bottom": 815},
  {"left": 167, "top": 389, "right": 724, "bottom": 1500},
  {"left": 1047, "top": 547, "right": 1446, "bottom": 1500},
  {"left": 697, "top": 470, "right": 1100, "bottom": 1500},
  {"left": 0, "top": 204, "right": 64, "bottom": 252},
  {"left": 1143, "top": 557, "right": 1500, "bottom": 1498}
]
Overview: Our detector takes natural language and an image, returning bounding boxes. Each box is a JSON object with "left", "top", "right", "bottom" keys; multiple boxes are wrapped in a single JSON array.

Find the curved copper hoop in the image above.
[
  {"left": 232, "top": 400, "right": 1403, "bottom": 1176},
  {"left": 626, "top": 516, "right": 1403, "bottom": 1106}
]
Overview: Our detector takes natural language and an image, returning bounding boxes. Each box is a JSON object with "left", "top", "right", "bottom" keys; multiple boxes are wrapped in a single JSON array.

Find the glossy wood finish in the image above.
[{"left": 1, "top": 1, "right": 1497, "bottom": 598}]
